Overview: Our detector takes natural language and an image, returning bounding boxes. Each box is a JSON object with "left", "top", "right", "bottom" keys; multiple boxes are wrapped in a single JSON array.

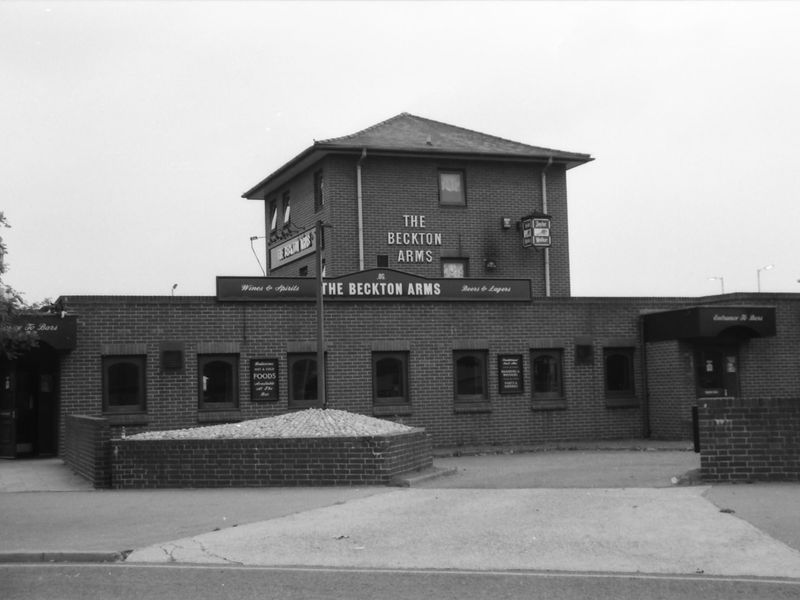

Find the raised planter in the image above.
[{"left": 111, "top": 428, "right": 432, "bottom": 488}]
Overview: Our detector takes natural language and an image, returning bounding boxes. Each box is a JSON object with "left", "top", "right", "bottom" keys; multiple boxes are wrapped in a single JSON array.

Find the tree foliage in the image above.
[{"left": 0, "top": 212, "right": 39, "bottom": 359}]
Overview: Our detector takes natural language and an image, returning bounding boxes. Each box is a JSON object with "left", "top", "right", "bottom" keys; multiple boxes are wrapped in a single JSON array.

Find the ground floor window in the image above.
[
  {"left": 288, "top": 353, "right": 323, "bottom": 408},
  {"left": 198, "top": 354, "right": 239, "bottom": 410},
  {"left": 453, "top": 350, "right": 487, "bottom": 402},
  {"left": 531, "top": 350, "right": 563, "bottom": 399},
  {"left": 373, "top": 352, "right": 409, "bottom": 406},
  {"left": 103, "top": 355, "right": 146, "bottom": 413},
  {"left": 604, "top": 347, "right": 636, "bottom": 401}
]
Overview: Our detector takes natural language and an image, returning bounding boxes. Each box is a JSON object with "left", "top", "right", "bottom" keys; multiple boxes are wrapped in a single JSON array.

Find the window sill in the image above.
[
  {"left": 454, "top": 401, "right": 491, "bottom": 414},
  {"left": 605, "top": 396, "right": 640, "bottom": 409},
  {"left": 106, "top": 413, "right": 149, "bottom": 426},
  {"left": 531, "top": 399, "right": 567, "bottom": 411},
  {"left": 197, "top": 410, "right": 242, "bottom": 423},
  {"left": 373, "top": 403, "right": 412, "bottom": 417}
]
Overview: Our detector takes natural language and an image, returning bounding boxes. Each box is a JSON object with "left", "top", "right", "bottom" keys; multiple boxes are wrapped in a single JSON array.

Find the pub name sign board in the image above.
[{"left": 217, "top": 269, "right": 531, "bottom": 302}]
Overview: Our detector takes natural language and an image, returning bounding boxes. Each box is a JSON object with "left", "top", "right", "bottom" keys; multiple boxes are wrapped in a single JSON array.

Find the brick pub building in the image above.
[{"left": 2, "top": 114, "right": 796, "bottom": 476}]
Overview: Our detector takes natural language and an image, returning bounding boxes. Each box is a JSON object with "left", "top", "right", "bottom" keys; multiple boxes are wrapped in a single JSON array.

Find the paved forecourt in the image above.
[{"left": 127, "top": 486, "right": 800, "bottom": 578}]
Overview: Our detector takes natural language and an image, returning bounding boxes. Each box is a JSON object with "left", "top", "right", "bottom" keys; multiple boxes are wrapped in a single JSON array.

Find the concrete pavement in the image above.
[{"left": 2, "top": 446, "right": 799, "bottom": 579}]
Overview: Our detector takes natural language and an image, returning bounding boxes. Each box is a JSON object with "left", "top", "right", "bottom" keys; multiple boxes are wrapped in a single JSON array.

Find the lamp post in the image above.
[
  {"left": 708, "top": 276, "right": 725, "bottom": 294},
  {"left": 249, "top": 236, "right": 266, "bottom": 276},
  {"left": 757, "top": 264, "right": 773, "bottom": 292}
]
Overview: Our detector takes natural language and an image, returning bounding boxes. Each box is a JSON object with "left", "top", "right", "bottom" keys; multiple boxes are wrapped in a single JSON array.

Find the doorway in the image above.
[
  {"left": 694, "top": 344, "right": 740, "bottom": 398},
  {"left": 0, "top": 346, "right": 60, "bottom": 458}
]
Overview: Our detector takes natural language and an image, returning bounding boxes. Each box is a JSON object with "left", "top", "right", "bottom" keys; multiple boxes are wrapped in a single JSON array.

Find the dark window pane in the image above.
[
  {"left": 533, "top": 354, "right": 560, "bottom": 393},
  {"left": 375, "top": 357, "right": 404, "bottom": 398},
  {"left": 605, "top": 349, "right": 634, "bottom": 396},
  {"left": 108, "top": 362, "right": 141, "bottom": 406},
  {"left": 291, "top": 357, "right": 317, "bottom": 402},
  {"left": 202, "top": 360, "right": 234, "bottom": 404},
  {"left": 456, "top": 354, "right": 485, "bottom": 396}
]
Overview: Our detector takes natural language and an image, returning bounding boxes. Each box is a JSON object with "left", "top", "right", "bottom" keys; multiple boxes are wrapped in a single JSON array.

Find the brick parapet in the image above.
[{"left": 699, "top": 397, "right": 800, "bottom": 482}]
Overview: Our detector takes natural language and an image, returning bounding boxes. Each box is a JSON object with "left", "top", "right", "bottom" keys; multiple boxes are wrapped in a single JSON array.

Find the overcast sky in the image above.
[{"left": 2, "top": 1, "right": 799, "bottom": 302}]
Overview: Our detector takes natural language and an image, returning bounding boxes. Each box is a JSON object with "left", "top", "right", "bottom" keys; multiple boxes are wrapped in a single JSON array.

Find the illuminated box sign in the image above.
[
  {"left": 269, "top": 228, "right": 316, "bottom": 268},
  {"left": 521, "top": 216, "right": 551, "bottom": 248},
  {"left": 217, "top": 269, "right": 532, "bottom": 302}
]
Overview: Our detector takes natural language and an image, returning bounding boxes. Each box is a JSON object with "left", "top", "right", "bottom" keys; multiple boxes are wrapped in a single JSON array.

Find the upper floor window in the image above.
[
  {"left": 442, "top": 258, "right": 468, "bottom": 278},
  {"left": 282, "top": 191, "right": 291, "bottom": 228},
  {"left": 314, "top": 170, "right": 324, "bottom": 212},
  {"left": 103, "top": 356, "right": 146, "bottom": 413},
  {"left": 604, "top": 348, "right": 635, "bottom": 398},
  {"left": 439, "top": 170, "right": 465, "bottom": 206},
  {"left": 269, "top": 199, "right": 278, "bottom": 234},
  {"left": 198, "top": 355, "right": 239, "bottom": 410}
]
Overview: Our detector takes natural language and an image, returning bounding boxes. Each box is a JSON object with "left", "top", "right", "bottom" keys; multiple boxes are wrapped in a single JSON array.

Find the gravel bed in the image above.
[{"left": 127, "top": 409, "right": 415, "bottom": 440}]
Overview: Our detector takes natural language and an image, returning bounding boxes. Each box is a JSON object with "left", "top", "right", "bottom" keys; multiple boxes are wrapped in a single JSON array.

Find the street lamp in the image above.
[
  {"left": 757, "top": 264, "right": 774, "bottom": 292},
  {"left": 708, "top": 276, "right": 725, "bottom": 294}
]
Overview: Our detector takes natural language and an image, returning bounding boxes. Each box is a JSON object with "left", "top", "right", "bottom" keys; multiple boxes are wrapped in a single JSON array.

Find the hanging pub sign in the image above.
[
  {"left": 521, "top": 214, "right": 551, "bottom": 248},
  {"left": 250, "top": 358, "right": 279, "bottom": 402},
  {"left": 269, "top": 227, "right": 316, "bottom": 269},
  {"left": 217, "top": 269, "right": 532, "bottom": 302},
  {"left": 498, "top": 354, "right": 524, "bottom": 394}
]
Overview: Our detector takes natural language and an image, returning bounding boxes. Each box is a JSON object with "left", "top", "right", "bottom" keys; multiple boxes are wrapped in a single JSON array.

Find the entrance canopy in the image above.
[
  {"left": 643, "top": 306, "right": 776, "bottom": 342},
  {"left": 16, "top": 315, "right": 77, "bottom": 350}
]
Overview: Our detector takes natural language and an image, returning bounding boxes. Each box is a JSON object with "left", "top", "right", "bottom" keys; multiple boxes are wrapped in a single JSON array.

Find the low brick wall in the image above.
[
  {"left": 64, "top": 415, "right": 112, "bottom": 488},
  {"left": 699, "top": 397, "right": 800, "bottom": 482},
  {"left": 111, "top": 429, "right": 432, "bottom": 488}
]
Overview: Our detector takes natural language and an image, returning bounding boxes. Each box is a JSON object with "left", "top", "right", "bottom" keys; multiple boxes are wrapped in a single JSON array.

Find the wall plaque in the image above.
[
  {"left": 250, "top": 358, "right": 279, "bottom": 402},
  {"left": 498, "top": 354, "right": 524, "bottom": 394}
]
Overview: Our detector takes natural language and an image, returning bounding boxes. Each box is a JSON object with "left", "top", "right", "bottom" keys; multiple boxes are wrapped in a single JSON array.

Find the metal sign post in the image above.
[{"left": 316, "top": 220, "right": 326, "bottom": 409}]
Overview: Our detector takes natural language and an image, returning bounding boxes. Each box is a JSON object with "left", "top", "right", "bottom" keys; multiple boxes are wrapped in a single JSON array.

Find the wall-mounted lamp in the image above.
[
  {"left": 485, "top": 259, "right": 497, "bottom": 271},
  {"left": 501, "top": 217, "right": 512, "bottom": 229}
]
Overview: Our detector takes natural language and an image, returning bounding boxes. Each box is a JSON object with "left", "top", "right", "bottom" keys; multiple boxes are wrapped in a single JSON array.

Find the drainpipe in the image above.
[
  {"left": 357, "top": 148, "right": 367, "bottom": 271},
  {"left": 541, "top": 156, "right": 553, "bottom": 297},
  {"left": 639, "top": 314, "right": 651, "bottom": 438}
]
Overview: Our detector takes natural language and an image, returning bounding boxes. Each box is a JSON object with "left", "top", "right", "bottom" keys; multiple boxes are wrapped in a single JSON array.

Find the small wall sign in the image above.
[
  {"left": 498, "top": 354, "right": 524, "bottom": 394},
  {"left": 250, "top": 358, "right": 279, "bottom": 402},
  {"left": 521, "top": 214, "right": 551, "bottom": 248}
]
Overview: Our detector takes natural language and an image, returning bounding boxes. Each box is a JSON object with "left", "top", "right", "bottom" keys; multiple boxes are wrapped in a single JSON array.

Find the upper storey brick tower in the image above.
[{"left": 242, "top": 113, "right": 592, "bottom": 297}]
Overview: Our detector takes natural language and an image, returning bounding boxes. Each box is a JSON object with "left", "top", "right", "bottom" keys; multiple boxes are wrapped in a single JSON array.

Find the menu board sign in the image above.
[
  {"left": 498, "top": 354, "right": 523, "bottom": 394},
  {"left": 250, "top": 358, "right": 278, "bottom": 402}
]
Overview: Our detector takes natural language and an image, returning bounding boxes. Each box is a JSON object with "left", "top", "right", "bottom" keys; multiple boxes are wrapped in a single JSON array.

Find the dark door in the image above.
[
  {"left": 695, "top": 345, "right": 740, "bottom": 398},
  {"left": 0, "top": 365, "right": 16, "bottom": 458}
]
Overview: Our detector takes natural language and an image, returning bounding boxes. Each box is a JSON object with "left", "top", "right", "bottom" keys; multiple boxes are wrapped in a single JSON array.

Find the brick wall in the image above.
[
  {"left": 646, "top": 340, "right": 696, "bottom": 439},
  {"left": 63, "top": 414, "right": 111, "bottom": 488},
  {"left": 265, "top": 155, "right": 571, "bottom": 296},
  {"left": 111, "top": 429, "right": 432, "bottom": 488},
  {"left": 699, "top": 397, "right": 800, "bottom": 482},
  {"left": 58, "top": 295, "right": 698, "bottom": 453}
]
